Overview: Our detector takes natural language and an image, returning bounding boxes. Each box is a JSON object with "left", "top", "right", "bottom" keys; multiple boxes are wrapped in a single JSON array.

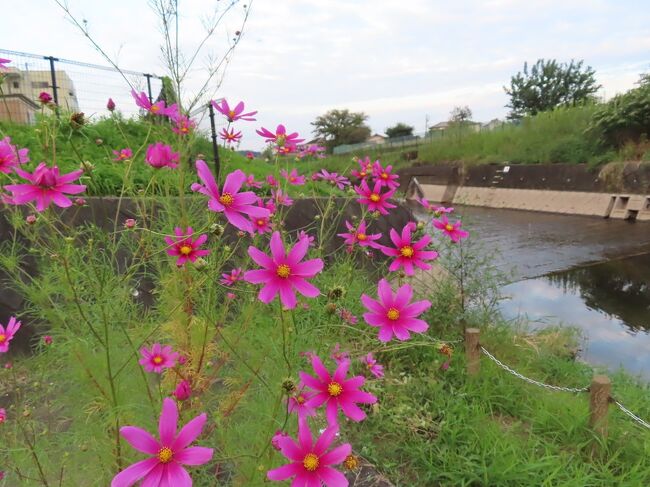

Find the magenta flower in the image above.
[
  {"left": 0, "top": 58, "right": 11, "bottom": 71},
  {"left": 172, "top": 115, "right": 196, "bottom": 136},
  {"left": 378, "top": 222, "right": 438, "bottom": 275},
  {"left": 354, "top": 180, "right": 396, "bottom": 215},
  {"left": 211, "top": 99, "right": 257, "bottom": 122},
  {"left": 131, "top": 89, "right": 174, "bottom": 116},
  {"left": 43, "top": 335, "right": 53, "bottom": 346},
  {"left": 113, "top": 148, "right": 133, "bottom": 162},
  {"left": 220, "top": 268, "right": 243, "bottom": 286},
  {"left": 191, "top": 160, "right": 270, "bottom": 233},
  {"left": 244, "top": 231, "right": 323, "bottom": 309},
  {"left": 267, "top": 419, "right": 351, "bottom": 486},
  {"left": 245, "top": 174, "right": 262, "bottom": 189},
  {"left": 124, "top": 218, "right": 137, "bottom": 229},
  {"left": 0, "top": 317, "right": 20, "bottom": 353},
  {"left": 272, "top": 188, "right": 293, "bottom": 206},
  {"left": 139, "top": 343, "right": 179, "bottom": 373},
  {"left": 246, "top": 152, "right": 255, "bottom": 160},
  {"left": 316, "top": 169, "right": 350, "bottom": 190},
  {"left": 38, "top": 92, "right": 52, "bottom": 104},
  {"left": 300, "top": 354, "right": 377, "bottom": 425},
  {"left": 361, "top": 279, "right": 431, "bottom": 342},
  {"left": 433, "top": 206, "right": 454, "bottom": 217},
  {"left": 4, "top": 163, "right": 86, "bottom": 212},
  {"left": 107, "top": 98, "right": 116, "bottom": 112},
  {"left": 338, "top": 308, "right": 358, "bottom": 325},
  {"left": 330, "top": 343, "right": 349, "bottom": 365},
  {"left": 164, "top": 227, "right": 210, "bottom": 266},
  {"left": 219, "top": 127, "right": 242, "bottom": 144},
  {"left": 172, "top": 380, "right": 192, "bottom": 401},
  {"left": 433, "top": 215, "right": 469, "bottom": 242},
  {"left": 0, "top": 136, "right": 29, "bottom": 173},
  {"left": 351, "top": 157, "right": 373, "bottom": 180},
  {"left": 111, "top": 398, "right": 213, "bottom": 487},
  {"left": 362, "top": 353, "right": 384, "bottom": 379},
  {"left": 372, "top": 161, "right": 400, "bottom": 190},
  {"left": 298, "top": 230, "right": 315, "bottom": 247},
  {"left": 256, "top": 124, "right": 304, "bottom": 147},
  {"left": 145, "top": 143, "right": 179, "bottom": 169},
  {"left": 280, "top": 168, "right": 305, "bottom": 186},
  {"left": 0, "top": 408, "right": 6, "bottom": 423},
  {"left": 251, "top": 214, "right": 272, "bottom": 234},
  {"left": 266, "top": 174, "right": 279, "bottom": 188},
  {"left": 288, "top": 389, "right": 317, "bottom": 419},
  {"left": 337, "top": 220, "right": 381, "bottom": 250},
  {"left": 272, "top": 431, "right": 289, "bottom": 451}
]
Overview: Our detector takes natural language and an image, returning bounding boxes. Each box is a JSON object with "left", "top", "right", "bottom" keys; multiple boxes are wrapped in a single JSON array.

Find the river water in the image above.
[{"left": 415, "top": 204, "right": 650, "bottom": 379}]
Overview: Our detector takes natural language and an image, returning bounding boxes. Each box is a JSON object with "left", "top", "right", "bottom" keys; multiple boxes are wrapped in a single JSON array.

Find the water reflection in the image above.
[{"left": 499, "top": 253, "right": 650, "bottom": 379}]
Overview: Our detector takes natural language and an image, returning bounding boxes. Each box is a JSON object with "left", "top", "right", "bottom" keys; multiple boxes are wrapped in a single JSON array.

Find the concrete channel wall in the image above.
[{"left": 399, "top": 162, "right": 650, "bottom": 221}]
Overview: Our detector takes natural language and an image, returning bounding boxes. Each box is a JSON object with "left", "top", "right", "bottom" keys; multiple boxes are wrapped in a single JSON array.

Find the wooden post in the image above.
[
  {"left": 465, "top": 328, "right": 480, "bottom": 376},
  {"left": 589, "top": 375, "right": 611, "bottom": 438}
]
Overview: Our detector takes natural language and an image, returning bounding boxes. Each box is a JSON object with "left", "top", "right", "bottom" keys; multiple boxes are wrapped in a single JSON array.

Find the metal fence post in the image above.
[
  {"left": 144, "top": 74, "right": 153, "bottom": 104},
  {"left": 44, "top": 55, "right": 59, "bottom": 117},
  {"left": 465, "top": 328, "right": 480, "bottom": 376},
  {"left": 208, "top": 102, "right": 221, "bottom": 182}
]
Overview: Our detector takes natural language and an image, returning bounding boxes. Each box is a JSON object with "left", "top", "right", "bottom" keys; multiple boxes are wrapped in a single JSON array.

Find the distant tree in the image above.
[
  {"left": 449, "top": 106, "right": 473, "bottom": 124},
  {"left": 505, "top": 59, "right": 600, "bottom": 119},
  {"left": 311, "top": 109, "right": 371, "bottom": 152},
  {"left": 157, "top": 76, "right": 179, "bottom": 106},
  {"left": 385, "top": 122, "right": 414, "bottom": 138}
]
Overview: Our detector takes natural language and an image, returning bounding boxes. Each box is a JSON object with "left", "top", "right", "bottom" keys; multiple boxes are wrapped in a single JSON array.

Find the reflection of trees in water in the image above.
[{"left": 546, "top": 254, "right": 650, "bottom": 333}]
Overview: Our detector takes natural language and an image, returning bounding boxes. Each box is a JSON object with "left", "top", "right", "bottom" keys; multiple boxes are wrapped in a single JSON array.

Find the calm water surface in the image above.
[{"left": 499, "top": 253, "right": 650, "bottom": 379}]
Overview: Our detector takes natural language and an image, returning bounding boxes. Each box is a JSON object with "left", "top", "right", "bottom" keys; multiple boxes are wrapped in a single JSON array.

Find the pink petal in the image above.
[
  {"left": 318, "top": 466, "right": 349, "bottom": 487},
  {"left": 279, "top": 282, "right": 298, "bottom": 309},
  {"left": 268, "top": 463, "right": 302, "bottom": 481},
  {"left": 291, "top": 259, "right": 324, "bottom": 277},
  {"left": 222, "top": 169, "right": 246, "bottom": 195},
  {"left": 277, "top": 436, "right": 305, "bottom": 462},
  {"left": 311, "top": 355, "right": 332, "bottom": 383},
  {"left": 174, "top": 446, "right": 213, "bottom": 466},
  {"left": 287, "top": 236, "right": 309, "bottom": 265},
  {"left": 248, "top": 246, "right": 274, "bottom": 268},
  {"left": 340, "top": 400, "right": 366, "bottom": 421},
  {"left": 326, "top": 399, "right": 339, "bottom": 425},
  {"left": 140, "top": 465, "right": 164, "bottom": 487},
  {"left": 291, "top": 278, "right": 320, "bottom": 298},
  {"left": 164, "top": 463, "right": 192, "bottom": 487},
  {"left": 395, "top": 284, "right": 413, "bottom": 307},
  {"left": 195, "top": 160, "right": 219, "bottom": 197},
  {"left": 313, "top": 424, "right": 338, "bottom": 456},
  {"left": 376, "top": 279, "right": 393, "bottom": 306},
  {"left": 332, "top": 359, "right": 350, "bottom": 383},
  {"left": 111, "top": 458, "right": 160, "bottom": 487},
  {"left": 270, "top": 231, "right": 286, "bottom": 262},
  {"left": 258, "top": 283, "right": 280, "bottom": 303},
  {"left": 159, "top": 398, "right": 178, "bottom": 446},
  {"left": 119, "top": 426, "right": 160, "bottom": 455},
  {"left": 319, "top": 443, "right": 352, "bottom": 467},
  {"left": 172, "top": 412, "right": 206, "bottom": 450}
]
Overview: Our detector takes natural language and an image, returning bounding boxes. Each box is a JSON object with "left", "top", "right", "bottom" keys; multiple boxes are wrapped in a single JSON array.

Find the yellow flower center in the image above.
[
  {"left": 360, "top": 171, "right": 367, "bottom": 177},
  {"left": 387, "top": 308, "right": 400, "bottom": 321},
  {"left": 228, "top": 110, "right": 236, "bottom": 118},
  {"left": 344, "top": 454, "right": 360, "bottom": 470},
  {"left": 219, "top": 192, "right": 234, "bottom": 206},
  {"left": 150, "top": 105, "right": 160, "bottom": 113},
  {"left": 276, "top": 264, "right": 291, "bottom": 278},
  {"left": 400, "top": 246, "right": 414, "bottom": 258},
  {"left": 256, "top": 219, "right": 266, "bottom": 226},
  {"left": 179, "top": 245, "right": 192, "bottom": 255},
  {"left": 296, "top": 394, "right": 306, "bottom": 405},
  {"left": 181, "top": 127, "right": 189, "bottom": 133},
  {"left": 158, "top": 446, "right": 173, "bottom": 464},
  {"left": 152, "top": 356, "right": 163, "bottom": 365},
  {"left": 303, "top": 453, "right": 320, "bottom": 472},
  {"left": 356, "top": 232, "right": 367, "bottom": 241},
  {"left": 445, "top": 223, "right": 454, "bottom": 232},
  {"left": 369, "top": 193, "right": 380, "bottom": 202},
  {"left": 0, "top": 334, "right": 5, "bottom": 344},
  {"left": 327, "top": 381, "right": 343, "bottom": 397},
  {"left": 290, "top": 177, "right": 296, "bottom": 182},
  {"left": 381, "top": 172, "right": 388, "bottom": 179}
]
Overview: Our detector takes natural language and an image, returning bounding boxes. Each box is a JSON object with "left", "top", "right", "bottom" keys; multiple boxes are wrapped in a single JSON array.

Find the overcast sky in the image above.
[{"left": 3, "top": 0, "right": 650, "bottom": 150}]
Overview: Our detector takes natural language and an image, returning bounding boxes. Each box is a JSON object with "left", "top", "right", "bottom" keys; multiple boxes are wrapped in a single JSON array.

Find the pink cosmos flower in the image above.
[
  {"left": 173, "top": 380, "right": 192, "bottom": 401},
  {"left": 316, "top": 169, "right": 350, "bottom": 190},
  {"left": 74, "top": 197, "right": 86, "bottom": 206},
  {"left": 266, "top": 174, "right": 279, "bottom": 188},
  {"left": 272, "top": 431, "right": 289, "bottom": 451},
  {"left": 191, "top": 160, "right": 270, "bottom": 233},
  {"left": 0, "top": 408, "right": 5, "bottom": 423},
  {"left": 256, "top": 124, "right": 304, "bottom": 147},
  {"left": 219, "top": 127, "right": 242, "bottom": 144},
  {"left": 378, "top": 222, "right": 439, "bottom": 275},
  {"left": 280, "top": 168, "right": 305, "bottom": 186},
  {"left": 0, "top": 317, "right": 21, "bottom": 353},
  {"left": 246, "top": 152, "right": 255, "bottom": 160},
  {"left": 298, "top": 230, "right": 315, "bottom": 247},
  {"left": 288, "top": 390, "right": 317, "bottom": 419},
  {"left": 0, "top": 136, "right": 29, "bottom": 173},
  {"left": 164, "top": 227, "right": 210, "bottom": 266},
  {"left": 371, "top": 161, "right": 400, "bottom": 190},
  {"left": 361, "top": 279, "right": 431, "bottom": 342},
  {"left": 351, "top": 157, "right": 373, "bottom": 180},
  {"left": 362, "top": 353, "right": 384, "bottom": 379},
  {"left": 272, "top": 188, "right": 293, "bottom": 206},
  {"left": 212, "top": 99, "right": 257, "bottom": 122},
  {"left": 43, "top": 335, "right": 53, "bottom": 346},
  {"left": 145, "top": 143, "right": 179, "bottom": 169},
  {"left": 26, "top": 214, "right": 36, "bottom": 225},
  {"left": 131, "top": 89, "right": 175, "bottom": 116},
  {"left": 330, "top": 344, "right": 349, "bottom": 365},
  {"left": 111, "top": 397, "right": 213, "bottom": 487},
  {"left": 267, "top": 419, "right": 351, "bottom": 486},
  {"left": 276, "top": 144, "right": 297, "bottom": 155},
  {"left": 250, "top": 201, "right": 273, "bottom": 234},
  {"left": 220, "top": 268, "right": 243, "bottom": 286},
  {"left": 113, "top": 148, "right": 133, "bottom": 162},
  {"left": 337, "top": 220, "right": 381, "bottom": 250},
  {"left": 433, "top": 206, "right": 454, "bottom": 217},
  {"left": 4, "top": 163, "right": 86, "bottom": 212},
  {"left": 433, "top": 215, "right": 469, "bottom": 242},
  {"left": 244, "top": 231, "right": 324, "bottom": 309},
  {"left": 245, "top": 174, "right": 262, "bottom": 189},
  {"left": 107, "top": 98, "right": 116, "bottom": 112},
  {"left": 300, "top": 354, "right": 377, "bottom": 425},
  {"left": 0, "top": 58, "right": 11, "bottom": 71},
  {"left": 172, "top": 115, "right": 196, "bottom": 136},
  {"left": 139, "top": 343, "right": 179, "bottom": 373},
  {"left": 38, "top": 92, "right": 52, "bottom": 104},
  {"left": 338, "top": 308, "right": 358, "bottom": 325},
  {"left": 354, "top": 180, "right": 396, "bottom": 215},
  {"left": 124, "top": 218, "right": 137, "bottom": 229},
  {"left": 226, "top": 292, "right": 236, "bottom": 300}
]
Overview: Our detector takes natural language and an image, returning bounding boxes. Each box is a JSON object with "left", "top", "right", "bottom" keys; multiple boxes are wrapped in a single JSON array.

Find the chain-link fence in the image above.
[{"left": 0, "top": 48, "right": 163, "bottom": 123}]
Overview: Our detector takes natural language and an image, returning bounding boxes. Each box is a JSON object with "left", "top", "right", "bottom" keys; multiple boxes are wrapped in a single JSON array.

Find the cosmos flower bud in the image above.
[
  {"left": 281, "top": 378, "right": 296, "bottom": 395},
  {"left": 38, "top": 92, "right": 52, "bottom": 104},
  {"left": 172, "top": 380, "right": 192, "bottom": 401},
  {"left": 124, "top": 218, "right": 136, "bottom": 229},
  {"left": 43, "top": 335, "right": 53, "bottom": 345},
  {"left": 106, "top": 98, "right": 116, "bottom": 112},
  {"left": 26, "top": 214, "right": 36, "bottom": 225}
]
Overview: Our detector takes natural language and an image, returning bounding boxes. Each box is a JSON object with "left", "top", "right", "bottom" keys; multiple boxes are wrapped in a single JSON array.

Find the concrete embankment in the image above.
[{"left": 399, "top": 162, "right": 650, "bottom": 221}]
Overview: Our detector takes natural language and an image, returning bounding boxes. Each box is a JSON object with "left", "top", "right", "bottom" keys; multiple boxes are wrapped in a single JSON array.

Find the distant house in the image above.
[
  {"left": 0, "top": 67, "right": 80, "bottom": 123},
  {"left": 0, "top": 93, "right": 40, "bottom": 125},
  {"left": 428, "top": 120, "right": 482, "bottom": 133},
  {"left": 482, "top": 118, "right": 504, "bottom": 131},
  {"left": 366, "top": 133, "right": 386, "bottom": 145},
  {"left": 428, "top": 121, "right": 450, "bottom": 132}
]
